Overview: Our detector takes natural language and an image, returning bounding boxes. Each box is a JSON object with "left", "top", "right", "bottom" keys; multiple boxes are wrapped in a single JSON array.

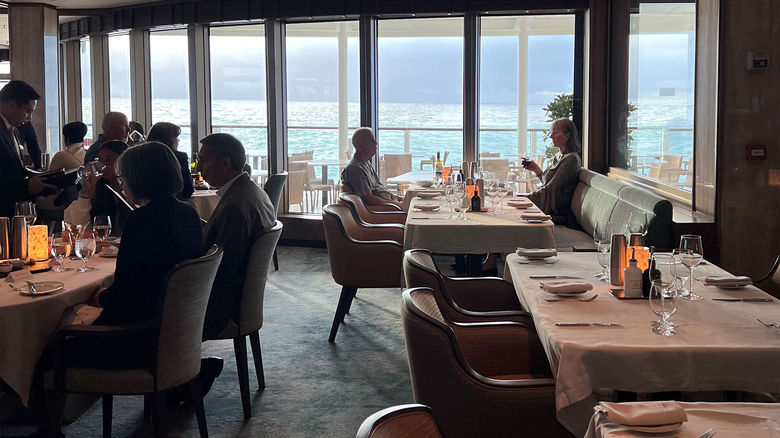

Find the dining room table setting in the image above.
[{"left": 502, "top": 248, "right": 780, "bottom": 436}]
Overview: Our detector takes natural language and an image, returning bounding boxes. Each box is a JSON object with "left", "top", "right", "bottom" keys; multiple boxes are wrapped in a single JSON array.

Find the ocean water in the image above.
[{"left": 101, "top": 97, "right": 694, "bottom": 176}]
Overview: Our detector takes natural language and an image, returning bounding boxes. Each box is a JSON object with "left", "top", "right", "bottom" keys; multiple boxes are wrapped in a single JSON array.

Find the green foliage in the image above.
[{"left": 541, "top": 93, "right": 574, "bottom": 160}]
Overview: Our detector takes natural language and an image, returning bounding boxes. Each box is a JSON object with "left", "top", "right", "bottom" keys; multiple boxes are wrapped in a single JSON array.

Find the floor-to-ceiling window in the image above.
[
  {"left": 479, "top": 15, "right": 575, "bottom": 180},
  {"left": 209, "top": 25, "right": 268, "bottom": 183},
  {"left": 285, "top": 21, "right": 359, "bottom": 214},
  {"left": 621, "top": 3, "right": 696, "bottom": 191},
  {"left": 378, "top": 17, "right": 464, "bottom": 184},
  {"left": 108, "top": 33, "right": 132, "bottom": 119},
  {"left": 79, "top": 38, "right": 92, "bottom": 140},
  {"left": 150, "top": 28, "right": 191, "bottom": 156}
]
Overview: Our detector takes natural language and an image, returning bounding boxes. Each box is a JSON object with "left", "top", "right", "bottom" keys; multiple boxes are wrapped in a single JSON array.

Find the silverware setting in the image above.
[
  {"left": 757, "top": 318, "right": 780, "bottom": 328},
  {"left": 712, "top": 298, "right": 772, "bottom": 302},
  {"left": 530, "top": 274, "right": 580, "bottom": 279},
  {"left": 554, "top": 322, "right": 621, "bottom": 327},
  {"left": 699, "top": 428, "right": 717, "bottom": 438},
  {"left": 545, "top": 293, "right": 597, "bottom": 302}
]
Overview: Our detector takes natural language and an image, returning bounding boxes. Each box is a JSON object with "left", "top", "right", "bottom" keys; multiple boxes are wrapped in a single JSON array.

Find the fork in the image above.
[
  {"left": 757, "top": 318, "right": 780, "bottom": 328},
  {"left": 698, "top": 428, "right": 716, "bottom": 438}
]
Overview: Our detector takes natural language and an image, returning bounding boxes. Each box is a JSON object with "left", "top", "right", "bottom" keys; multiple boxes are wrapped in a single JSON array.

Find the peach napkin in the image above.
[
  {"left": 600, "top": 401, "right": 687, "bottom": 426},
  {"left": 541, "top": 280, "right": 593, "bottom": 295},
  {"left": 702, "top": 275, "right": 753, "bottom": 287},
  {"left": 521, "top": 212, "right": 552, "bottom": 221}
]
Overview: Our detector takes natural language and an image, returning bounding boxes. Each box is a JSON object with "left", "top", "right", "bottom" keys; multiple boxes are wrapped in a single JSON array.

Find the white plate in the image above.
[
  {"left": 546, "top": 290, "right": 588, "bottom": 296},
  {"left": 415, "top": 192, "right": 441, "bottom": 200},
  {"left": 625, "top": 422, "right": 683, "bottom": 434},
  {"left": 19, "top": 281, "right": 65, "bottom": 296},
  {"left": 418, "top": 181, "right": 434, "bottom": 187},
  {"left": 414, "top": 202, "right": 440, "bottom": 212},
  {"left": 516, "top": 256, "right": 559, "bottom": 264}
]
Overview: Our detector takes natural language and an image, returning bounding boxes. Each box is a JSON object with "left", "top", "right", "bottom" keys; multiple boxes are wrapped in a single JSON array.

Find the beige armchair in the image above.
[
  {"left": 755, "top": 255, "right": 780, "bottom": 299},
  {"left": 203, "top": 221, "right": 282, "bottom": 418},
  {"left": 402, "top": 249, "right": 528, "bottom": 317},
  {"left": 322, "top": 203, "right": 403, "bottom": 342},
  {"left": 356, "top": 404, "right": 443, "bottom": 438},
  {"left": 43, "top": 246, "right": 224, "bottom": 438},
  {"left": 339, "top": 193, "right": 407, "bottom": 225},
  {"left": 401, "top": 288, "right": 570, "bottom": 438}
]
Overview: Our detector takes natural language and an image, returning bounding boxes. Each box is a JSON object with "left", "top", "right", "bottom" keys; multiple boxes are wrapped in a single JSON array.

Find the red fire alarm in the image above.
[{"left": 746, "top": 144, "right": 766, "bottom": 160}]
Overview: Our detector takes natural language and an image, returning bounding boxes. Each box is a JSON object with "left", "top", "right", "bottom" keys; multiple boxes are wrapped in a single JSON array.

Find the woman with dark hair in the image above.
[
  {"left": 524, "top": 118, "right": 582, "bottom": 226},
  {"left": 93, "top": 141, "right": 204, "bottom": 324},
  {"left": 64, "top": 140, "right": 132, "bottom": 235},
  {"left": 146, "top": 121, "right": 194, "bottom": 199}
]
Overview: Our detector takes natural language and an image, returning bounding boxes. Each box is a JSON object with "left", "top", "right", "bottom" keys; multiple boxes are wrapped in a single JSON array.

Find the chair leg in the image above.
[
  {"left": 233, "top": 336, "right": 252, "bottom": 419},
  {"left": 188, "top": 377, "right": 209, "bottom": 437},
  {"left": 345, "top": 288, "right": 358, "bottom": 315},
  {"left": 143, "top": 394, "right": 152, "bottom": 422},
  {"left": 102, "top": 395, "right": 113, "bottom": 438},
  {"left": 328, "top": 285, "right": 357, "bottom": 342},
  {"left": 272, "top": 248, "right": 279, "bottom": 271},
  {"left": 151, "top": 392, "right": 167, "bottom": 438},
  {"left": 248, "top": 330, "right": 265, "bottom": 390}
]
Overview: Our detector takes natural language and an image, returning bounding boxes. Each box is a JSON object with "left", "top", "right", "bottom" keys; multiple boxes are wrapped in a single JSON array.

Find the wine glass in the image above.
[
  {"left": 444, "top": 183, "right": 456, "bottom": 219},
  {"left": 485, "top": 179, "right": 499, "bottom": 214},
  {"left": 593, "top": 220, "right": 612, "bottom": 280},
  {"left": 49, "top": 231, "right": 73, "bottom": 273},
  {"left": 93, "top": 215, "right": 112, "bottom": 243},
  {"left": 453, "top": 182, "right": 466, "bottom": 220},
  {"left": 679, "top": 234, "right": 704, "bottom": 301},
  {"left": 498, "top": 180, "right": 512, "bottom": 214},
  {"left": 15, "top": 202, "right": 37, "bottom": 226},
  {"left": 671, "top": 248, "right": 690, "bottom": 298},
  {"left": 625, "top": 211, "right": 648, "bottom": 245},
  {"left": 649, "top": 278, "right": 677, "bottom": 336},
  {"left": 75, "top": 230, "right": 97, "bottom": 272}
]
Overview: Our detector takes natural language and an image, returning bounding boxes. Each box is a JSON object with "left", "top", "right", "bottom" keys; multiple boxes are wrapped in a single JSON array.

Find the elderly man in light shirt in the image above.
[{"left": 340, "top": 127, "right": 404, "bottom": 208}]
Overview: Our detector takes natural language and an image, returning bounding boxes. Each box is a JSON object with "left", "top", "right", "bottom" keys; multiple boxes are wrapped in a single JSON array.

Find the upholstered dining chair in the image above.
[
  {"left": 339, "top": 193, "right": 407, "bottom": 225},
  {"left": 339, "top": 183, "right": 403, "bottom": 212},
  {"left": 203, "top": 221, "right": 282, "bottom": 418},
  {"left": 356, "top": 404, "right": 444, "bottom": 438},
  {"left": 287, "top": 169, "right": 307, "bottom": 212},
  {"left": 263, "top": 172, "right": 287, "bottom": 270},
  {"left": 402, "top": 249, "right": 527, "bottom": 317},
  {"left": 43, "top": 246, "right": 224, "bottom": 438},
  {"left": 401, "top": 288, "right": 569, "bottom": 438},
  {"left": 755, "top": 255, "right": 780, "bottom": 299},
  {"left": 322, "top": 203, "right": 403, "bottom": 342}
]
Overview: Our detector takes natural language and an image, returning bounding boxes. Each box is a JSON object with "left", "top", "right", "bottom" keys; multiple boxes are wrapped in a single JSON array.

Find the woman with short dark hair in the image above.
[{"left": 146, "top": 121, "right": 194, "bottom": 199}]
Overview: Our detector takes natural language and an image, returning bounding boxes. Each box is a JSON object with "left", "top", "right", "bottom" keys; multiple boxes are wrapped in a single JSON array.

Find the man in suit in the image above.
[
  {"left": 83, "top": 111, "right": 131, "bottom": 164},
  {"left": 197, "top": 133, "right": 276, "bottom": 337},
  {"left": 0, "top": 81, "right": 56, "bottom": 218}
]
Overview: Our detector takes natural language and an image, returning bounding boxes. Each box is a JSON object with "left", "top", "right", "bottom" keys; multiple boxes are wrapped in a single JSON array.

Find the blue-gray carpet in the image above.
[{"left": 1, "top": 246, "right": 414, "bottom": 437}]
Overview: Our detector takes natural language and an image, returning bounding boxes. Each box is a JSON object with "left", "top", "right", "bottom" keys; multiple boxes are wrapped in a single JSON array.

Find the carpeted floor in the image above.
[{"left": 1, "top": 245, "right": 422, "bottom": 437}]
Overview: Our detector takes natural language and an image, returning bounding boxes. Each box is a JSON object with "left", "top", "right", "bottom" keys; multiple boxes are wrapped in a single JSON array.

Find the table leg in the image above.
[{"left": 322, "top": 165, "right": 329, "bottom": 205}]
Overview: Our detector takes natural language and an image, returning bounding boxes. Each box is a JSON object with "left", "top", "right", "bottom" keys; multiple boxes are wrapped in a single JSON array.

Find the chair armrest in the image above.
[
  {"left": 57, "top": 319, "right": 157, "bottom": 339},
  {"left": 368, "top": 203, "right": 403, "bottom": 212},
  {"left": 444, "top": 277, "right": 523, "bottom": 312},
  {"left": 452, "top": 321, "right": 551, "bottom": 377},
  {"left": 331, "top": 240, "right": 404, "bottom": 287},
  {"left": 362, "top": 210, "right": 407, "bottom": 225}
]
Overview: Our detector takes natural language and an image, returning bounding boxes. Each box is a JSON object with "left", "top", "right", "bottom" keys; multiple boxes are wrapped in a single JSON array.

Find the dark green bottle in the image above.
[{"left": 642, "top": 246, "right": 661, "bottom": 297}]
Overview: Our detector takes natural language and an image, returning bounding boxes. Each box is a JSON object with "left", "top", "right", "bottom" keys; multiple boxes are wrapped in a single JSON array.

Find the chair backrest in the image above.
[
  {"left": 402, "top": 250, "right": 451, "bottom": 313},
  {"left": 288, "top": 170, "right": 306, "bottom": 207},
  {"left": 480, "top": 159, "right": 510, "bottom": 181},
  {"left": 236, "top": 221, "right": 282, "bottom": 333},
  {"left": 156, "top": 245, "right": 224, "bottom": 390},
  {"left": 383, "top": 154, "right": 412, "bottom": 179},
  {"left": 263, "top": 172, "right": 288, "bottom": 216},
  {"left": 755, "top": 255, "right": 780, "bottom": 299},
  {"left": 479, "top": 152, "right": 500, "bottom": 158},
  {"left": 356, "top": 404, "right": 443, "bottom": 438}
]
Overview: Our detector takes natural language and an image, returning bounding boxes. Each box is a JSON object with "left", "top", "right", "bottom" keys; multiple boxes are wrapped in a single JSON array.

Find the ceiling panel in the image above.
[{"left": 5, "top": 0, "right": 160, "bottom": 9}]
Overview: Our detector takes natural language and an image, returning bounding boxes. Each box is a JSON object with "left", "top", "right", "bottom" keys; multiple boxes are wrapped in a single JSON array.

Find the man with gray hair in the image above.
[
  {"left": 83, "top": 111, "right": 131, "bottom": 163},
  {"left": 340, "top": 127, "right": 403, "bottom": 208}
]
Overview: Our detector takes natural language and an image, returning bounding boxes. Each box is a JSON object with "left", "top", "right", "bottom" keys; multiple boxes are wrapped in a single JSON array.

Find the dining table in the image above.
[
  {"left": 503, "top": 252, "right": 780, "bottom": 436},
  {"left": 586, "top": 402, "right": 780, "bottom": 438},
  {"left": 0, "top": 256, "right": 116, "bottom": 406},
  {"left": 187, "top": 189, "right": 220, "bottom": 220}
]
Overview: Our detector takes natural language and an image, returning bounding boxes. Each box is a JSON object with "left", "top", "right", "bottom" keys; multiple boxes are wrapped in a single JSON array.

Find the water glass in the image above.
[
  {"left": 93, "top": 215, "right": 112, "bottom": 242},
  {"left": 593, "top": 220, "right": 612, "bottom": 279},
  {"left": 15, "top": 202, "right": 37, "bottom": 226},
  {"left": 453, "top": 182, "right": 466, "bottom": 220},
  {"left": 671, "top": 248, "right": 690, "bottom": 297},
  {"left": 75, "top": 231, "right": 97, "bottom": 272},
  {"left": 485, "top": 179, "right": 499, "bottom": 214},
  {"left": 679, "top": 234, "right": 704, "bottom": 300},
  {"left": 50, "top": 232, "right": 73, "bottom": 273},
  {"left": 649, "top": 278, "right": 677, "bottom": 336}
]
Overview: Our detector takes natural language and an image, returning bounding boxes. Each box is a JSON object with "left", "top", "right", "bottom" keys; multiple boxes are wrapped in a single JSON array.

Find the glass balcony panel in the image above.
[
  {"left": 108, "top": 34, "right": 132, "bottom": 119},
  {"left": 150, "top": 29, "right": 191, "bottom": 159},
  {"left": 80, "top": 39, "right": 93, "bottom": 141}
]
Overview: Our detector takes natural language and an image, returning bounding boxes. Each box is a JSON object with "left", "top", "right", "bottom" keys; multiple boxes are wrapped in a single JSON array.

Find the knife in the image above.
[
  {"left": 711, "top": 298, "right": 773, "bottom": 302},
  {"left": 530, "top": 274, "right": 580, "bottom": 279},
  {"left": 554, "top": 322, "right": 621, "bottom": 327}
]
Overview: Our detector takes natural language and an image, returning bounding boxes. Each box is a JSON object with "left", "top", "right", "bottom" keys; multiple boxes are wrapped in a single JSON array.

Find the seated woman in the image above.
[
  {"left": 146, "top": 121, "right": 194, "bottom": 199},
  {"left": 524, "top": 118, "right": 582, "bottom": 226},
  {"left": 63, "top": 140, "right": 131, "bottom": 236}
]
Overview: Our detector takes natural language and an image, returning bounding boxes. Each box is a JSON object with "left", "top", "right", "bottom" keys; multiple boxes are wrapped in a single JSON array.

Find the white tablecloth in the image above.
[
  {"left": 0, "top": 257, "right": 116, "bottom": 405},
  {"left": 187, "top": 189, "right": 220, "bottom": 219},
  {"left": 586, "top": 402, "right": 780, "bottom": 438},
  {"left": 503, "top": 252, "right": 780, "bottom": 436},
  {"left": 403, "top": 197, "right": 556, "bottom": 254}
]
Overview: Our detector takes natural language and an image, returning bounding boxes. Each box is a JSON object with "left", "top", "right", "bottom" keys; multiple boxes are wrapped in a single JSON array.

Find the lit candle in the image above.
[
  {"left": 27, "top": 225, "right": 49, "bottom": 261},
  {"left": 626, "top": 246, "right": 650, "bottom": 272}
]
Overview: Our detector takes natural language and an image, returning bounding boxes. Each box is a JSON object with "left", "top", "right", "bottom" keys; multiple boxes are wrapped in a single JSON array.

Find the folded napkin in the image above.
[
  {"left": 600, "top": 401, "right": 687, "bottom": 426},
  {"left": 521, "top": 212, "right": 552, "bottom": 221},
  {"left": 702, "top": 275, "right": 753, "bottom": 287},
  {"left": 516, "top": 248, "right": 557, "bottom": 258},
  {"left": 508, "top": 198, "right": 533, "bottom": 207},
  {"left": 541, "top": 280, "right": 593, "bottom": 295}
]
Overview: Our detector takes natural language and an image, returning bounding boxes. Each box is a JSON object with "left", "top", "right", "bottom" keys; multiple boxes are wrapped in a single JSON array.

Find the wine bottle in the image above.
[
  {"left": 642, "top": 246, "right": 661, "bottom": 297},
  {"left": 470, "top": 183, "right": 481, "bottom": 212},
  {"left": 190, "top": 152, "right": 198, "bottom": 173},
  {"left": 435, "top": 152, "right": 443, "bottom": 176}
]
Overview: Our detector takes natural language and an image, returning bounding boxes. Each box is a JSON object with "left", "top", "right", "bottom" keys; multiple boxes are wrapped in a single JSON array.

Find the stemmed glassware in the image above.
[
  {"left": 649, "top": 254, "right": 677, "bottom": 336},
  {"left": 444, "top": 183, "right": 456, "bottom": 219},
  {"left": 485, "top": 179, "right": 499, "bottom": 214},
  {"left": 679, "top": 234, "right": 704, "bottom": 301},
  {"left": 498, "top": 180, "right": 511, "bottom": 214},
  {"left": 593, "top": 220, "right": 612, "bottom": 281},
  {"left": 49, "top": 231, "right": 74, "bottom": 272},
  {"left": 15, "top": 202, "right": 37, "bottom": 226},
  {"left": 75, "top": 229, "right": 97, "bottom": 272},
  {"left": 671, "top": 248, "right": 690, "bottom": 298},
  {"left": 453, "top": 182, "right": 466, "bottom": 220},
  {"left": 625, "top": 211, "right": 648, "bottom": 244},
  {"left": 93, "top": 215, "right": 112, "bottom": 243}
]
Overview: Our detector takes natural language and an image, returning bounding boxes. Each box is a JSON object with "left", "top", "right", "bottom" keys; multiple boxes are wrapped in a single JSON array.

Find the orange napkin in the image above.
[{"left": 600, "top": 401, "right": 687, "bottom": 426}]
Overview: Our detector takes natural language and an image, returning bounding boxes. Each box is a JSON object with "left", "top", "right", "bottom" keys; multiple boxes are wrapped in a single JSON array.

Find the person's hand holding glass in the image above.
[
  {"left": 649, "top": 254, "right": 678, "bottom": 336},
  {"left": 679, "top": 234, "right": 704, "bottom": 300},
  {"left": 593, "top": 220, "right": 612, "bottom": 281}
]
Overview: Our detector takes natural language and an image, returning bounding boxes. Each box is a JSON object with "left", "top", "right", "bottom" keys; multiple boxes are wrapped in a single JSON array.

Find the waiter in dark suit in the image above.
[{"left": 0, "top": 81, "right": 56, "bottom": 218}]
